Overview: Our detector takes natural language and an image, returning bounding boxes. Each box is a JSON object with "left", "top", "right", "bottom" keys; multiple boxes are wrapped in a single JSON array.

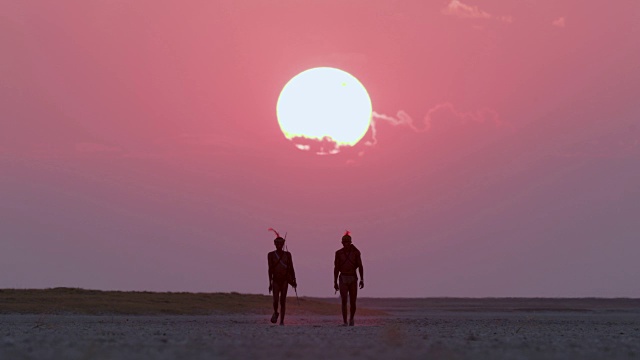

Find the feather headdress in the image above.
[{"left": 268, "top": 228, "right": 285, "bottom": 242}]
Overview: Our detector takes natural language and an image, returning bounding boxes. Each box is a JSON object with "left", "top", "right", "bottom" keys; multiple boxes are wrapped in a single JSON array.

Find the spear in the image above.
[{"left": 284, "top": 232, "right": 299, "bottom": 306}]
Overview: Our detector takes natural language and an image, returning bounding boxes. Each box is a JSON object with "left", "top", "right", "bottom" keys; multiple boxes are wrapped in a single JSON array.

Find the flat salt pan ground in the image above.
[{"left": 1, "top": 298, "right": 639, "bottom": 360}]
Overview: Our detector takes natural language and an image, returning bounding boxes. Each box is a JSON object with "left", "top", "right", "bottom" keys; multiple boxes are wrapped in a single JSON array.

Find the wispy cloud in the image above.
[
  {"left": 552, "top": 17, "right": 566, "bottom": 28},
  {"left": 442, "top": 0, "right": 513, "bottom": 23},
  {"left": 367, "top": 102, "right": 509, "bottom": 146},
  {"left": 442, "top": 0, "right": 491, "bottom": 19}
]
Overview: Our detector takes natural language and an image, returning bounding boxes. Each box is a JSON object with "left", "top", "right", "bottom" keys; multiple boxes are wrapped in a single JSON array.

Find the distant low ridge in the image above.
[
  {"left": 0, "top": 288, "right": 386, "bottom": 316},
  {"left": 3, "top": 289, "right": 637, "bottom": 316}
]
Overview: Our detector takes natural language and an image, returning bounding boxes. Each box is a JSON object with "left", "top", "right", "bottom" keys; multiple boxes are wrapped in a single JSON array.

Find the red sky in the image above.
[{"left": 2, "top": 1, "right": 639, "bottom": 297}]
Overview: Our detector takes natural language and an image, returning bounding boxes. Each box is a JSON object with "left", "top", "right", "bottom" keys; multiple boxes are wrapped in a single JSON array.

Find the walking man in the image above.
[
  {"left": 334, "top": 231, "right": 364, "bottom": 326},
  {"left": 267, "top": 228, "right": 297, "bottom": 325}
]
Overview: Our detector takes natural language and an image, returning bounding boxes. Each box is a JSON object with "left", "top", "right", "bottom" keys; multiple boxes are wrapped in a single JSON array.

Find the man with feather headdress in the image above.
[
  {"left": 333, "top": 230, "right": 364, "bottom": 326},
  {"left": 267, "top": 228, "right": 297, "bottom": 325}
]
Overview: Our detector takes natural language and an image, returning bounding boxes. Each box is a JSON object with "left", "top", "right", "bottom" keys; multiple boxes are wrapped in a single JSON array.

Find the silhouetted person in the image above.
[
  {"left": 267, "top": 228, "right": 297, "bottom": 325},
  {"left": 334, "top": 231, "right": 364, "bottom": 326}
]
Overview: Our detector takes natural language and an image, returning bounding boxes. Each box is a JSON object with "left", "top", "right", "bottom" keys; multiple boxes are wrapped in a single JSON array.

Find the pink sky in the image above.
[{"left": 2, "top": 1, "right": 639, "bottom": 297}]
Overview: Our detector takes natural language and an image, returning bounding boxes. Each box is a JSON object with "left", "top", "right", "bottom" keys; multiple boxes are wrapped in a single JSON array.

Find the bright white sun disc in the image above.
[{"left": 276, "top": 67, "right": 372, "bottom": 154}]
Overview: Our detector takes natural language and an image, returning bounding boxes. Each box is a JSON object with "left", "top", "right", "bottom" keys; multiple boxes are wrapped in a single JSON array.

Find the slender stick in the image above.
[{"left": 283, "top": 232, "right": 299, "bottom": 305}]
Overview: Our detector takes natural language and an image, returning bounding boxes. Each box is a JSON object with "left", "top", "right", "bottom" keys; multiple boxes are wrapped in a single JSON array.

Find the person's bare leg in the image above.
[
  {"left": 273, "top": 291, "right": 279, "bottom": 313},
  {"left": 279, "top": 285, "right": 288, "bottom": 325},
  {"left": 340, "top": 284, "right": 349, "bottom": 325},
  {"left": 349, "top": 283, "right": 358, "bottom": 326},
  {"left": 271, "top": 282, "right": 280, "bottom": 323}
]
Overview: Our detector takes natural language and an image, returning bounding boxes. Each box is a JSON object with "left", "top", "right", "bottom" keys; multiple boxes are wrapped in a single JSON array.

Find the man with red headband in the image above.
[
  {"left": 267, "top": 228, "right": 297, "bottom": 325},
  {"left": 334, "top": 231, "right": 364, "bottom": 326}
]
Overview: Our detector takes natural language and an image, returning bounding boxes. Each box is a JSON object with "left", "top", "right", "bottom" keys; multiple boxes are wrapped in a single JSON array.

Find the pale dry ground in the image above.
[{"left": 1, "top": 298, "right": 640, "bottom": 360}]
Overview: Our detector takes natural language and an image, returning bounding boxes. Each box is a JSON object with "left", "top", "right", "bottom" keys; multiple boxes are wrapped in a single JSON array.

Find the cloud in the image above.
[
  {"left": 498, "top": 15, "right": 514, "bottom": 24},
  {"left": 288, "top": 136, "right": 341, "bottom": 155},
  {"left": 368, "top": 102, "right": 510, "bottom": 146},
  {"left": 442, "top": 0, "right": 513, "bottom": 23},
  {"left": 442, "top": 0, "right": 490, "bottom": 19},
  {"left": 552, "top": 17, "right": 566, "bottom": 28}
]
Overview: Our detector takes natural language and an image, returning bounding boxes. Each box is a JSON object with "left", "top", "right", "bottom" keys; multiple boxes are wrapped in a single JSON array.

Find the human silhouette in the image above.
[
  {"left": 267, "top": 228, "right": 297, "bottom": 325},
  {"left": 333, "top": 230, "right": 364, "bottom": 326}
]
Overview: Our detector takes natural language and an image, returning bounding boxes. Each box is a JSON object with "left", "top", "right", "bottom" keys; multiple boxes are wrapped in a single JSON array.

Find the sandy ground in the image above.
[{"left": 1, "top": 301, "right": 639, "bottom": 360}]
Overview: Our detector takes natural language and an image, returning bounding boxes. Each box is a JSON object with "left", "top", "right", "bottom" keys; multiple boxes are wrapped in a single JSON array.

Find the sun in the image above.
[{"left": 276, "top": 67, "right": 372, "bottom": 154}]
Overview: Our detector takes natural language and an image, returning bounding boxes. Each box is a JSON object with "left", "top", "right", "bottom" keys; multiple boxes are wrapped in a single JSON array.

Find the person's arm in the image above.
[
  {"left": 333, "top": 252, "right": 340, "bottom": 291},
  {"left": 267, "top": 253, "right": 273, "bottom": 293},
  {"left": 288, "top": 252, "right": 297, "bottom": 288},
  {"left": 357, "top": 251, "right": 364, "bottom": 289}
]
